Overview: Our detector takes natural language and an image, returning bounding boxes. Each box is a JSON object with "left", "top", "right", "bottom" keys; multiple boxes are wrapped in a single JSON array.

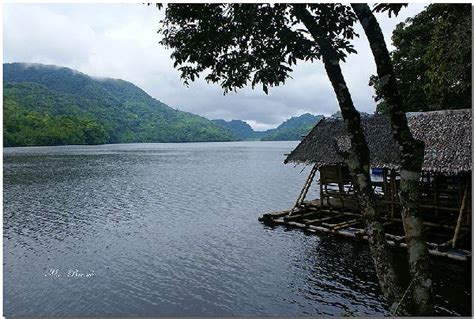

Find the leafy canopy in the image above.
[
  {"left": 159, "top": 4, "right": 359, "bottom": 94},
  {"left": 371, "top": 3, "right": 472, "bottom": 113}
]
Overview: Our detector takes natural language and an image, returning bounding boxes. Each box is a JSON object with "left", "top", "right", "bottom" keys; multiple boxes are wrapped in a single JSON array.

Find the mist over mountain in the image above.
[{"left": 3, "top": 63, "right": 331, "bottom": 146}]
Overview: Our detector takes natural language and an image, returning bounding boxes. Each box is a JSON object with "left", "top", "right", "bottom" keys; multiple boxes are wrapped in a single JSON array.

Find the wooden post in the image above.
[
  {"left": 452, "top": 178, "right": 469, "bottom": 248},
  {"left": 338, "top": 165, "right": 345, "bottom": 208},
  {"left": 466, "top": 179, "right": 471, "bottom": 226},
  {"left": 433, "top": 173, "right": 439, "bottom": 216},
  {"left": 390, "top": 169, "right": 396, "bottom": 219},
  {"left": 324, "top": 176, "right": 330, "bottom": 208},
  {"left": 320, "top": 175, "right": 324, "bottom": 208},
  {"left": 383, "top": 168, "right": 389, "bottom": 216}
]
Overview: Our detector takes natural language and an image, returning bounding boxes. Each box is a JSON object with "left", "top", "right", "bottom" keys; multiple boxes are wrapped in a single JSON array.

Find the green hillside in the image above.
[
  {"left": 212, "top": 113, "right": 323, "bottom": 141},
  {"left": 211, "top": 119, "right": 260, "bottom": 140},
  {"left": 211, "top": 119, "right": 254, "bottom": 140},
  {"left": 3, "top": 63, "right": 234, "bottom": 146},
  {"left": 261, "top": 113, "right": 323, "bottom": 141}
]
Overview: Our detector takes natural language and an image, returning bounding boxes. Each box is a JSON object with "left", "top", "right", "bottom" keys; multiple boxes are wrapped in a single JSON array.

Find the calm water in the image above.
[{"left": 3, "top": 142, "right": 471, "bottom": 316}]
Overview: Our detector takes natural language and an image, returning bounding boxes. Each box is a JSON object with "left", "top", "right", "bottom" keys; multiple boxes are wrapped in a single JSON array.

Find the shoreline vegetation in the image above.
[{"left": 3, "top": 63, "right": 328, "bottom": 147}]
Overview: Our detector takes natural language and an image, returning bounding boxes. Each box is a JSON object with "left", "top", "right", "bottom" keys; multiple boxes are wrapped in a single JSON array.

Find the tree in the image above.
[
  {"left": 352, "top": 4, "right": 433, "bottom": 314},
  {"left": 371, "top": 4, "right": 472, "bottom": 114},
  {"left": 157, "top": 4, "right": 427, "bottom": 314},
  {"left": 290, "top": 5, "right": 405, "bottom": 312}
]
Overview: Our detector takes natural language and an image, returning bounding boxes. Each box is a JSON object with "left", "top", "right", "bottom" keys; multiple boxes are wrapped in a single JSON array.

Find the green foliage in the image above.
[
  {"left": 371, "top": 4, "right": 472, "bottom": 114},
  {"left": 211, "top": 119, "right": 255, "bottom": 140},
  {"left": 260, "top": 113, "right": 323, "bottom": 141},
  {"left": 3, "top": 96, "right": 108, "bottom": 146},
  {"left": 3, "top": 63, "right": 234, "bottom": 146},
  {"left": 259, "top": 126, "right": 310, "bottom": 141},
  {"left": 159, "top": 4, "right": 358, "bottom": 94},
  {"left": 371, "top": 3, "right": 407, "bottom": 18}
]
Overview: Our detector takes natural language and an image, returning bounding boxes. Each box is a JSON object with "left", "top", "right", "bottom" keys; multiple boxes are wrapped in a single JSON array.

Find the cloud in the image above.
[
  {"left": 3, "top": 5, "right": 95, "bottom": 66},
  {"left": 3, "top": 3, "right": 427, "bottom": 129}
]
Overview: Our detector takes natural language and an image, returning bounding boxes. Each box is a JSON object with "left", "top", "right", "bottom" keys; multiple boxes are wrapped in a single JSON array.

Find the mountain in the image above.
[
  {"left": 212, "top": 113, "right": 324, "bottom": 141},
  {"left": 3, "top": 63, "right": 234, "bottom": 146},
  {"left": 261, "top": 113, "right": 324, "bottom": 141},
  {"left": 330, "top": 111, "right": 372, "bottom": 119},
  {"left": 211, "top": 119, "right": 257, "bottom": 140}
]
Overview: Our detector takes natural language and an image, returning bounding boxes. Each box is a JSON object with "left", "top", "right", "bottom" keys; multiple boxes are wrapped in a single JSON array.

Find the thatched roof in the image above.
[{"left": 284, "top": 109, "right": 472, "bottom": 175}]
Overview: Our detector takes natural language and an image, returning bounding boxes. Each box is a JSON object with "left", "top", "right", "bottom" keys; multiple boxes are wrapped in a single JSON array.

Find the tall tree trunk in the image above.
[
  {"left": 351, "top": 3, "right": 433, "bottom": 315},
  {"left": 292, "top": 5, "right": 406, "bottom": 314}
]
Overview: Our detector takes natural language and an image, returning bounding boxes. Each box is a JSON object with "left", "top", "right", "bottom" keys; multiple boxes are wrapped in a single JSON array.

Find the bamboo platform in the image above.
[{"left": 258, "top": 199, "right": 472, "bottom": 262}]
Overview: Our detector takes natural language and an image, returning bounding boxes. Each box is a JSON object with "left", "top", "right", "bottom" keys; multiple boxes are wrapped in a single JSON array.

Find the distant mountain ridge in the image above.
[
  {"left": 261, "top": 113, "right": 324, "bottom": 141},
  {"left": 3, "top": 62, "right": 355, "bottom": 146},
  {"left": 211, "top": 119, "right": 256, "bottom": 140},
  {"left": 3, "top": 63, "right": 234, "bottom": 146},
  {"left": 212, "top": 113, "right": 324, "bottom": 141},
  {"left": 329, "top": 111, "right": 371, "bottom": 119}
]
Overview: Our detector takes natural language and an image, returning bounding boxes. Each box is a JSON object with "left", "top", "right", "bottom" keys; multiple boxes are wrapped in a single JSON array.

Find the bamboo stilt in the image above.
[
  {"left": 452, "top": 179, "right": 469, "bottom": 248},
  {"left": 382, "top": 168, "right": 390, "bottom": 215},
  {"left": 390, "top": 169, "right": 397, "bottom": 219},
  {"left": 433, "top": 173, "right": 439, "bottom": 216},
  {"left": 320, "top": 179, "right": 324, "bottom": 208},
  {"left": 337, "top": 166, "right": 345, "bottom": 208}
]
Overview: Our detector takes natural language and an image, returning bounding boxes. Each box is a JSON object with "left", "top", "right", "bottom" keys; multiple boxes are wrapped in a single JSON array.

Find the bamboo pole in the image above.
[
  {"left": 284, "top": 211, "right": 320, "bottom": 221},
  {"left": 264, "top": 216, "right": 470, "bottom": 262},
  {"left": 304, "top": 215, "right": 337, "bottom": 225},
  {"left": 433, "top": 173, "right": 439, "bottom": 216},
  {"left": 390, "top": 169, "right": 396, "bottom": 219},
  {"left": 337, "top": 166, "right": 345, "bottom": 208},
  {"left": 332, "top": 219, "right": 361, "bottom": 230},
  {"left": 299, "top": 166, "right": 317, "bottom": 206},
  {"left": 320, "top": 169, "right": 325, "bottom": 208},
  {"left": 452, "top": 178, "right": 469, "bottom": 248},
  {"left": 289, "top": 165, "right": 318, "bottom": 216},
  {"left": 382, "top": 168, "right": 390, "bottom": 215}
]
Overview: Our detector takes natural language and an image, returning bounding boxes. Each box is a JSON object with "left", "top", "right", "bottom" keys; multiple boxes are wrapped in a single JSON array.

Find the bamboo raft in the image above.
[{"left": 258, "top": 199, "right": 472, "bottom": 262}]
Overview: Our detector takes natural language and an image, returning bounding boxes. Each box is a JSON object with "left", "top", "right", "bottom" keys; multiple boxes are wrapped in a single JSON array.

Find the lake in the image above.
[{"left": 3, "top": 141, "right": 471, "bottom": 316}]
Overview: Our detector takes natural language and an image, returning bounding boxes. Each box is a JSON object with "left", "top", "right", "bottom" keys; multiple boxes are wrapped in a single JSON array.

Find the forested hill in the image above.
[
  {"left": 211, "top": 119, "right": 256, "bottom": 140},
  {"left": 212, "top": 113, "right": 323, "bottom": 141},
  {"left": 261, "top": 113, "right": 324, "bottom": 141},
  {"left": 3, "top": 63, "right": 234, "bottom": 147}
]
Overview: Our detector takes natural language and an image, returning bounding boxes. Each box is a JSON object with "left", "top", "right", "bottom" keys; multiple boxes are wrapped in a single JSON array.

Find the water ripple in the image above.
[{"left": 3, "top": 142, "right": 471, "bottom": 316}]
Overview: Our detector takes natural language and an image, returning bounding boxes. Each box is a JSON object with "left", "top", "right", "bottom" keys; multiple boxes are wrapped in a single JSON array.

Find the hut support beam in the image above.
[
  {"left": 383, "top": 168, "right": 390, "bottom": 215},
  {"left": 320, "top": 177, "right": 324, "bottom": 208},
  {"left": 452, "top": 179, "right": 469, "bottom": 248},
  {"left": 337, "top": 166, "right": 345, "bottom": 207},
  {"left": 433, "top": 173, "right": 439, "bottom": 216},
  {"left": 390, "top": 169, "right": 397, "bottom": 219}
]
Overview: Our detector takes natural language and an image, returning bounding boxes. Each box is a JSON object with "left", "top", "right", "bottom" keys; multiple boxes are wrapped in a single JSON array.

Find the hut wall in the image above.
[
  {"left": 317, "top": 165, "right": 471, "bottom": 228},
  {"left": 319, "top": 165, "right": 357, "bottom": 209}
]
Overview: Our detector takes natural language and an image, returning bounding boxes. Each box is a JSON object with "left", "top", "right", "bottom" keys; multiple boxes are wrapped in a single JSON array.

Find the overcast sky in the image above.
[{"left": 3, "top": 3, "right": 426, "bottom": 130}]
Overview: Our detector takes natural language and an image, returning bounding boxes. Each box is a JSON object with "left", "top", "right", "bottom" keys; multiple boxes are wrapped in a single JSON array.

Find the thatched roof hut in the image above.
[{"left": 284, "top": 109, "right": 472, "bottom": 175}]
